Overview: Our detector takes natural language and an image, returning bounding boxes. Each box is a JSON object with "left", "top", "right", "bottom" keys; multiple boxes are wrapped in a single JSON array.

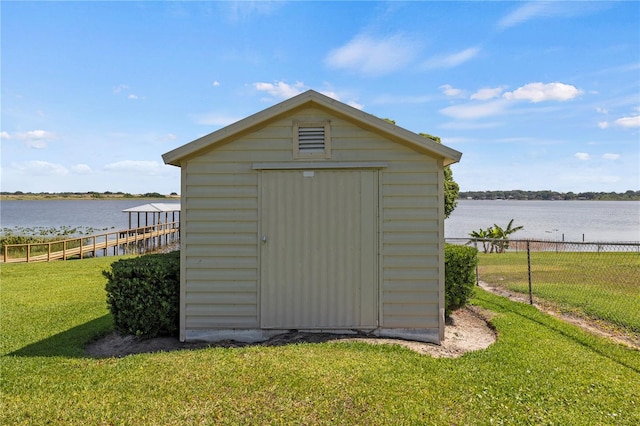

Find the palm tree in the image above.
[
  {"left": 490, "top": 219, "right": 524, "bottom": 253},
  {"left": 468, "top": 228, "right": 492, "bottom": 253},
  {"left": 469, "top": 220, "right": 523, "bottom": 254}
]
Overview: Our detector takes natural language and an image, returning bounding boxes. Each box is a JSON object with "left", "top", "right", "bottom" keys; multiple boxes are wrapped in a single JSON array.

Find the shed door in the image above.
[{"left": 260, "top": 170, "right": 378, "bottom": 329}]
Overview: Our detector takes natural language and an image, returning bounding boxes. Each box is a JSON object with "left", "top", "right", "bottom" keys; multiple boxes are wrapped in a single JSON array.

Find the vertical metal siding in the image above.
[{"left": 260, "top": 170, "right": 377, "bottom": 328}]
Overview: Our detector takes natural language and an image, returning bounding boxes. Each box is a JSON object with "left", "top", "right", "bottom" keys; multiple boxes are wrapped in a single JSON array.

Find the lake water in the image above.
[
  {"left": 446, "top": 200, "right": 639, "bottom": 243},
  {"left": 1, "top": 199, "right": 638, "bottom": 243},
  {"left": 0, "top": 199, "right": 180, "bottom": 234}
]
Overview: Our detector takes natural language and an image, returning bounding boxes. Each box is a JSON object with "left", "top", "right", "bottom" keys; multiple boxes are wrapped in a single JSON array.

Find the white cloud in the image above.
[
  {"left": 317, "top": 90, "right": 340, "bottom": 102},
  {"left": 212, "top": 81, "right": 220, "bottom": 87},
  {"left": 13, "top": 160, "right": 68, "bottom": 176},
  {"left": 254, "top": 81, "right": 305, "bottom": 99},
  {"left": 602, "top": 153, "right": 620, "bottom": 160},
  {"left": 422, "top": 47, "right": 479, "bottom": 70},
  {"left": 440, "top": 100, "right": 508, "bottom": 120},
  {"left": 438, "top": 81, "right": 581, "bottom": 123},
  {"left": 597, "top": 112, "right": 640, "bottom": 130},
  {"left": 503, "top": 82, "right": 582, "bottom": 103},
  {"left": 615, "top": 115, "right": 640, "bottom": 128},
  {"left": 574, "top": 152, "right": 591, "bottom": 160},
  {"left": 114, "top": 84, "right": 142, "bottom": 100},
  {"left": 498, "top": 2, "right": 553, "bottom": 29},
  {"left": 498, "top": 2, "right": 610, "bottom": 30},
  {"left": 1, "top": 130, "right": 58, "bottom": 149},
  {"left": 440, "top": 84, "right": 465, "bottom": 97},
  {"left": 71, "top": 164, "right": 92, "bottom": 174},
  {"left": 194, "top": 112, "right": 242, "bottom": 126},
  {"left": 8, "top": 130, "right": 56, "bottom": 140},
  {"left": 223, "top": 1, "right": 282, "bottom": 23},
  {"left": 252, "top": 81, "right": 362, "bottom": 109},
  {"left": 113, "top": 84, "right": 129, "bottom": 94},
  {"left": 104, "top": 160, "right": 167, "bottom": 175},
  {"left": 471, "top": 87, "right": 504, "bottom": 101},
  {"left": 315, "top": 89, "right": 362, "bottom": 109},
  {"left": 596, "top": 106, "right": 608, "bottom": 114},
  {"left": 325, "top": 34, "right": 419, "bottom": 75}
]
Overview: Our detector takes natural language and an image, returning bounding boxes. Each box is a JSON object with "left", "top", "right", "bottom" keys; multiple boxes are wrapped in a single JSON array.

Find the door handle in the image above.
[{"left": 262, "top": 235, "right": 268, "bottom": 243}]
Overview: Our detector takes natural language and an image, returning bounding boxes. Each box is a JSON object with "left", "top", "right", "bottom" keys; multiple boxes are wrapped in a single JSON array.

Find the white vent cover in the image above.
[
  {"left": 293, "top": 120, "right": 331, "bottom": 159},
  {"left": 298, "top": 126, "right": 326, "bottom": 153}
]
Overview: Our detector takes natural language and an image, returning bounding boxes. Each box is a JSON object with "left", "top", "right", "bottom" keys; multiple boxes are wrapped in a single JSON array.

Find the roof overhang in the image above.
[
  {"left": 162, "top": 90, "right": 462, "bottom": 167},
  {"left": 122, "top": 203, "right": 181, "bottom": 213}
]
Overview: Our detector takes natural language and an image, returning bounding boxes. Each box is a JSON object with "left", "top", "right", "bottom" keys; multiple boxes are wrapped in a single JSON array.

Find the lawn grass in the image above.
[
  {"left": 1, "top": 258, "right": 639, "bottom": 424},
  {"left": 478, "top": 251, "right": 640, "bottom": 335}
]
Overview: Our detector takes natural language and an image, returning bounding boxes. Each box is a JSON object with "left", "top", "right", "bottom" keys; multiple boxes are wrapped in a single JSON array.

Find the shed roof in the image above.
[
  {"left": 122, "top": 203, "right": 181, "bottom": 213},
  {"left": 162, "top": 90, "right": 462, "bottom": 166}
]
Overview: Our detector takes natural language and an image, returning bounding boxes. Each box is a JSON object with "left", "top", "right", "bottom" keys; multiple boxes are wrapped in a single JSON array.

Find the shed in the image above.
[{"left": 162, "top": 90, "right": 462, "bottom": 344}]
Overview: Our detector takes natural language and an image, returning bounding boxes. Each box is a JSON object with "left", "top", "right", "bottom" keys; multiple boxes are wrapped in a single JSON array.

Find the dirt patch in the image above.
[
  {"left": 86, "top": 306, "right": 497, "bottom": 358},
  {"left": 479, "top": 281, "right": 640, "bottom": 350},
  {"left": 336, "top": 306, "right": 497, "bottom": 358}
]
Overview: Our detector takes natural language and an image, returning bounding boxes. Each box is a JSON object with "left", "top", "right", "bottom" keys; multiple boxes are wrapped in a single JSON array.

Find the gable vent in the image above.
[
  {"left": 298, "top": 127, "right": 326, "bottom": 153},
  {"left": 293, "top": 120, "right": 331, "bottom": 159}
]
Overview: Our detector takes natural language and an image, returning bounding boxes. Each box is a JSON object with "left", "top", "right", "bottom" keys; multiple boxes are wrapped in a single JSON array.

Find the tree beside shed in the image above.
[{"left": 162, "top": 90, "right": 462, "bottom": 344}]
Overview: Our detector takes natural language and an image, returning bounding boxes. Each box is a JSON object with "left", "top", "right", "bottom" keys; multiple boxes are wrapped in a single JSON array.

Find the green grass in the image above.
[
  {"left": 479, "top": 251, "right": 640, "bottom": 335},
  {"left": 2, "top": 258, "right": 639, "bottom": 424}
]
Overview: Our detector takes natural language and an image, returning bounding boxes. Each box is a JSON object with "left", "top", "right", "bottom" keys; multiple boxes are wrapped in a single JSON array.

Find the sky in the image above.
[{"left": 1, "top": 1, "right": 639, "bottom": 195}]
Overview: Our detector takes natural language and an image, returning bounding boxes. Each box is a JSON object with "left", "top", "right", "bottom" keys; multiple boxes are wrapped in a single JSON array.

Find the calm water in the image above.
[
  {"left": 1, "top": 199, "right": 638, "bottom": 242},
  {"left": 0, "top": 199, "right": 180, "bottom": 233},
  {"left": 446, "top": 200, "right": 640, "bottom": 242}
]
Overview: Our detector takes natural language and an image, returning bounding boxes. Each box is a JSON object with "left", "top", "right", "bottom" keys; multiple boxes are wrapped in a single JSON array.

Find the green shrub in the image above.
[
  {"left": 103, "top": 251, "right": 180, "bottom": 339},
  {"left": 0, "top": 235, "right": 48, "bottom": 251},
  {"left": 444, "top": 244, "right": 478, "bottom": 316}
]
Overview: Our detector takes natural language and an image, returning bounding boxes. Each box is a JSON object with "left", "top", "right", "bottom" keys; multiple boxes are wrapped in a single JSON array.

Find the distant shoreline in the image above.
[
  {"left": 2, "top": 190, "right": 638, "bottom": 201},
  {"left": 457, "top": 198, "right": 639, "bottom": 202},
  {"left": 1, "top": 193, "right": 179, "bottom": 201},
  {"left": 458, "top": 190, "right": 639, "bottom": 201}
]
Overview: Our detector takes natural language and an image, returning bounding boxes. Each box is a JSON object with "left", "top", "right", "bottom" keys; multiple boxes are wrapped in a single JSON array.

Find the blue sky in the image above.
[{"left": 2, "top": 1, "right": 639, "bottom": 194}]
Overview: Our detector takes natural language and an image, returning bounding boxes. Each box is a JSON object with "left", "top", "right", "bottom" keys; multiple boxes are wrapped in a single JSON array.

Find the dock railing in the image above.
[{"left": 2, "top": 221, "right": 180, "bottom": 263}]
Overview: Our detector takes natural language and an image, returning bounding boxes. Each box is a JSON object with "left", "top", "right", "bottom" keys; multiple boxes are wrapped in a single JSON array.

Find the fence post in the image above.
[
  {"left": 474, "top": 239, "right": 479, "bottom": 286},
  {"left": 4, "top": 244, "right": 7, "bottom": 263},
  {"left": 527, "top": 240, "right": 533, "bottom": 305}
]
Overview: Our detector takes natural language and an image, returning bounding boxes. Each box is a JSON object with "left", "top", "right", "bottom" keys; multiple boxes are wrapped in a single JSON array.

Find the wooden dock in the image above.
[{"left": 2, "top": 221, "right": 180, "bottom": 263}]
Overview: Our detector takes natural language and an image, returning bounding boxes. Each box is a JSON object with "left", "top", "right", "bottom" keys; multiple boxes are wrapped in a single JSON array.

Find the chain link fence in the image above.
[{"left": 447, "top": 238, "right": 640, "bottom": 340}]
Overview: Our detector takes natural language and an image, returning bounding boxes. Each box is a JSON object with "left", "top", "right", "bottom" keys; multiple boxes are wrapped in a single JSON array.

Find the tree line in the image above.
[
  {"left": 459, "top": 190, "right": 639, "bottom": 201},
  {"left": 1, "top": 191, "right": 178, "bottom": 199}
]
